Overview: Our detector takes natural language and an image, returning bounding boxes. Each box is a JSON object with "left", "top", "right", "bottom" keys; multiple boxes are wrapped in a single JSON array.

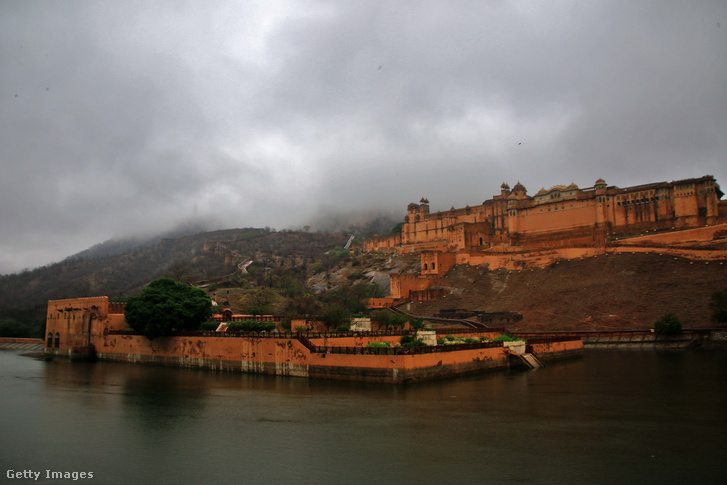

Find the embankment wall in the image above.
[
  {"left": 517, "top": 330, "right": 723, "bottom": 349},
  {"left": 527, "top": 339, "right": 584, "bottom": 361},
  {"left": 85, "top": 332, "right": 514, "bottom": 383},
  {"left": 0, "top": 337, "right": 44, "bottom": 351}
]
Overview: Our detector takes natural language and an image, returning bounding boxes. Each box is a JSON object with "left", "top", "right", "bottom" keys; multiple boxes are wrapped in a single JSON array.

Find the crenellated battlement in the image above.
[
  {"left": 364, "top": 175, "right": 727, "bottom": 307},
  {"left": 365, "top": 175, "right": 725, "bottom": 255}
]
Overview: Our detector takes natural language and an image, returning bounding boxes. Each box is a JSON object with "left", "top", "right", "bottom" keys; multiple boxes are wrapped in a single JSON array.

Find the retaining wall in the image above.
[
  {"left": 83, "top": 332, "right": 513, "bottom": 383},
  {"left": 0, "top": 338, "right": 44, "bottom": 351},
  {"left": 527, "top": 339, "right": 584, "bottom": 361}
]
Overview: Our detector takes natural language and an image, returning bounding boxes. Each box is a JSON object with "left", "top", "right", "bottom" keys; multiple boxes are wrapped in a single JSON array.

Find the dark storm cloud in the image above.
[{"left": 1, "top": 0, "right": 725, "bottom": 273}]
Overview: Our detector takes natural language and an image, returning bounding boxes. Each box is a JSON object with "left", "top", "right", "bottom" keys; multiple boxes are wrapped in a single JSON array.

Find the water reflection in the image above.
[
  {"left": 1, "top": 349, "right": 725, "bottom": 484},
  {"left": 121, "top": 367, "right": 208, "bottom": 430}
]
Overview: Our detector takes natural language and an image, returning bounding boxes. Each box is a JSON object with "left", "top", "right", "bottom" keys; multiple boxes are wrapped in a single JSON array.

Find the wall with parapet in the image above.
[
  {"left": 527, "top": 339, "right": 583, "bottom": 361},
  {"left": 367, "top": 221, "right": 727, "bottom": 307},
  {"left": 46, "top": 297, "right": 110, "bottom": 351},
  {"left": 364, "top": 178, "right": 725, "bottom": 310},
  {"left": 611, "top": 224, "right": 727, "bottom": 246},
  {"left": 44, "top": 297, "right": 583, "bottom": 382},
  {"left": 367, "top": 297, "right": 399, "bottom": 309},
  {"left": 421, "top": 250, "right": 456, "bottom": 275},
  {"left": 91, "top": 332, "right": 513, "bottom": 383},
  {"left": 363, "top": 233, "right": 401, "bottom": 252},
  {"left": 366, "top": 176, "right": 724, "bottom": 255}
]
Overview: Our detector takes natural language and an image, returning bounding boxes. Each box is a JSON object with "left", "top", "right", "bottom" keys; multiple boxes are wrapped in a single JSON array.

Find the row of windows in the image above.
[
  {"left": 617, "top": 197, "right": 661, "bottom": 206},
  {"left": 48, "top": 313, "right": 79, "bottom": 320},
  {"left": 537, "top": 203, "right": 596, "bottom": 213},
  {"left": 617, "top": 190, "right": 656, "bottom": 201},
  {"left": 46, "top": 332, "right": 60, "bottom": 348}
]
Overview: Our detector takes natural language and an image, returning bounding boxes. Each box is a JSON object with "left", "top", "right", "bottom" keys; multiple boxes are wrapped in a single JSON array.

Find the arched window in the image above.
[
  {"left": 480, "top": 237, "right": 484, "bottom": 245},
  {"left": 54, "top": 332, "right": 60, "bottom": 349},
  {"left": 432, "top": 262, "right": 436, "bottom": 270},
  {"left": 423, "top": 263, "right": 428, "bottom": 270},
  {"left": 47, "top": 333, "right": 53, "bottom": 348}
]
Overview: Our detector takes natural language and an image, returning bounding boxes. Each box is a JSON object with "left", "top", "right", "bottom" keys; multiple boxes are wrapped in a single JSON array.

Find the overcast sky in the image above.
[{"left": 1, "top": 1, "right": 725, "bottom": 273}]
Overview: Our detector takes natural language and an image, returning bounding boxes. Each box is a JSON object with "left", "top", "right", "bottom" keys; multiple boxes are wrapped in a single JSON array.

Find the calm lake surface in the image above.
[{"left": 1, "top": 349, "right": 725, "bottom": 484}]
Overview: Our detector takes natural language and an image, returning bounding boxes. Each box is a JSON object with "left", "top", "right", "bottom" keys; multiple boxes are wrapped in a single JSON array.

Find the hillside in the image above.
[
  {"left": 2, "top": 221, "right": 725, "bottom": 336},
  {"left": 0, "top": 228, "right": 351, "bottom": 324},
  {"left": 408, "top": 253, "right": 726, "bottom": 331}
]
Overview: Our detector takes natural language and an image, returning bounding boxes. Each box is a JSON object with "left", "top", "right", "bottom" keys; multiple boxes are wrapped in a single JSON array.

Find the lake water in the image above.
[{"left": 1, "top": 349, "right": 725, "bottom": 484}]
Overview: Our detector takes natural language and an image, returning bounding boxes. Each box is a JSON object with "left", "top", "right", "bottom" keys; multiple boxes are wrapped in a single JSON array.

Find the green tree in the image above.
[
  {"left": 710, "top": 289, "right": 727, "bottom": 324},
  {"left": 400, "top": 335, "right": 426, "bottom": 347},
  {"left": 321, "top": 304, "right": 351, "bottom": 331},
  {"left": 321, "top": 281, "right": 372, "bottom": 314},
  {"left": 0, "top": 318, "right": 44, "bottom": 338},
  {"left": 124, "top": 278, "right": 213, "bottom": 340},
  {"left": 409, "top": 316, "right": 426, "bottom": 330},
  {"left": 372, "top": 310, "right": 391, "bottom": 329},
  {"left": 653, "top": 313, "right": 682, "bottom": 335}
]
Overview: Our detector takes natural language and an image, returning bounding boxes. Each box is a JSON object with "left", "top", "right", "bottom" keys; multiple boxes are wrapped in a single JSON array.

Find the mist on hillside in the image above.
[
  {"left": 2, "top": 2, "right": 725, "bottom": 274},
  {"left": 301, "top": 208, "right": 403, "bottom": 238}
]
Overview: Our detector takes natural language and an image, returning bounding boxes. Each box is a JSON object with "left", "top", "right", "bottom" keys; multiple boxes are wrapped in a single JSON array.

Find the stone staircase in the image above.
[{"left": 518, "top": 352, "right": 545, "bottom": 369}]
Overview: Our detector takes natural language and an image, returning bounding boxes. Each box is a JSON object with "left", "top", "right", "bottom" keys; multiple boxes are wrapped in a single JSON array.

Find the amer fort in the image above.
[
  {"left": 37, "top": 175, "right": 727, "bottom": 383},
  {"left": 365, "top": 175, "right": 727, "bottom": 307}
]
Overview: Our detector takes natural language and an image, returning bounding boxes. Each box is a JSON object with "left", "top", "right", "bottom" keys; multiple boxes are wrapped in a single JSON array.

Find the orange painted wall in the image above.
[
  {"left": 93, "top": 332, "right": 511, "bottom": 382},
  {"left": 457, "top": 247, "right": 603, "bottom": 270},
  {"left": 367, "top": 297, "right": 399, "bottom": 308},
  {"left": 363, "top": 233, "right": 401, "bottom": 252},
  {"left": 529, "top": 339, "right": 583, "bottom": 356},
  {"left": 615, "top": 223, "right": 727, "bottom": 245},
  {"left": 516, "top": 202, "right": 598, "bottom": 233},
  {"left": 389, "top": 273, "right": 441, "bottom": 299},
  {"left": 421, "top": 250, "right": 456, "bottom": 275},
  {"left": 610, "top": 246, "right": 727, "bottom": 260},
  {"left": 45, "top": 298, "right": 582, "bottom": 382},
  {"left": 368, "top": 176, "right": 724, "bottom": 255},
  {"left": 46, "top": 297, "right": 110, "bottom": 350}
]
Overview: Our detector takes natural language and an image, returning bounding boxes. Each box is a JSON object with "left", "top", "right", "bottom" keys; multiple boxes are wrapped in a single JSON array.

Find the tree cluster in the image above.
[{"left": 124, "top": 278, "right": 212, "bottom": 340}]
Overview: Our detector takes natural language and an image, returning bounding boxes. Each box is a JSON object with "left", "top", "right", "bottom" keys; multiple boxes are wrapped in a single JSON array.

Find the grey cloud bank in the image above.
[{"left": 1, "top": 0, "right": 725, "bottom": 273}]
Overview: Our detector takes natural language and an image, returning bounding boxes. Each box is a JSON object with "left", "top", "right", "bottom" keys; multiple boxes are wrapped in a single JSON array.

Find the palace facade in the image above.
[
  {"left": 364, "top": 175, "right": 727, "bottom": 307},
  {"left": 365, "top": 175, "right": 724, "bottom": 254}
]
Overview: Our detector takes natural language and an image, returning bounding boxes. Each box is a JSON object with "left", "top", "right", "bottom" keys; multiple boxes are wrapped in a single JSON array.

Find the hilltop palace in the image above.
[
  {"left": 38, "top": 174, "right": 724, "bottom": 382},
  {"left": 364, "top": 175, "right": 727, "bottom": 307}
]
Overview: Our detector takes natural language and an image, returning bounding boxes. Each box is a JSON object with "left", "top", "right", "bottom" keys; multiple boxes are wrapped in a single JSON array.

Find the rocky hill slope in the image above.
[
  {"left": 408, "top": 252, "right": 726, "bottom": 331},
  {"left": 2, "top": 221, "right": 725, "bottom": 335},
  {"left": 0, "top": 228, "right": 351, "bottom": 323}
]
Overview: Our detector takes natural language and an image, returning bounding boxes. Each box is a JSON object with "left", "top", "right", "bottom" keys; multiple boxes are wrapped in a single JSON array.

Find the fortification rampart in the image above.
[
  {"left": 366, "top": 176, "right": 724, "bottom": 256},
  {"left": 52, "top": 329, "right": 519, "bottom": 383},
  {"left": 364, "top": 176, "right": 725, "bottom": 308},
  {"left": 43, "top": 298, "right": 582, "bottom": 382}
]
